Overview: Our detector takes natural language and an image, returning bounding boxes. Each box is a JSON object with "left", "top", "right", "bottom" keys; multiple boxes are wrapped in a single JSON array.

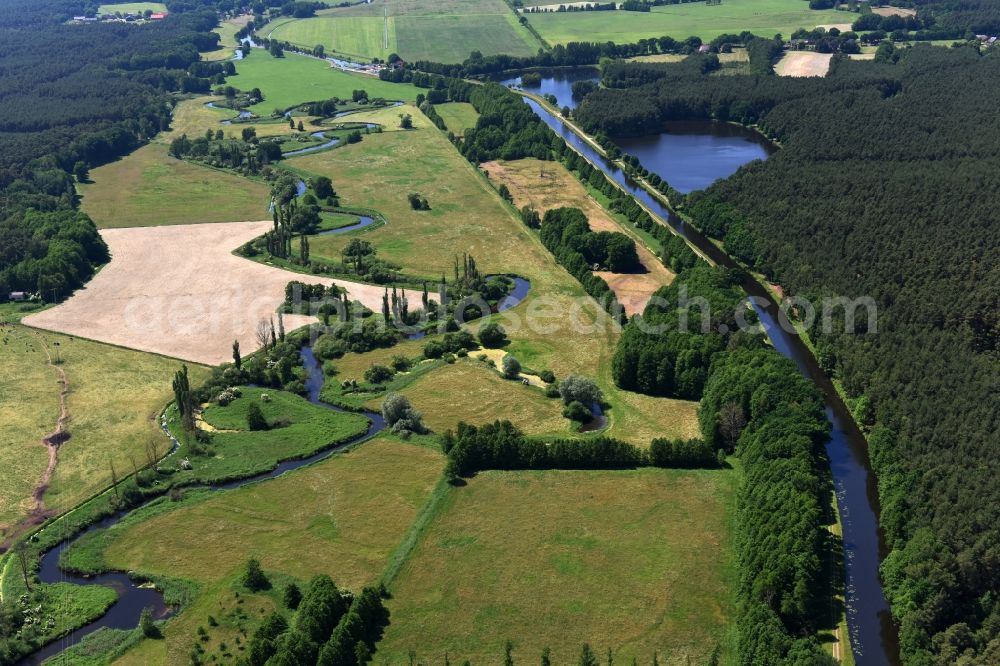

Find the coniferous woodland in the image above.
[
  {"left": 572, "top": 44, "right": 1000, "bottom": 664},
  {"left": 0, "top": 0, "right": 226, "bottom": 299}
]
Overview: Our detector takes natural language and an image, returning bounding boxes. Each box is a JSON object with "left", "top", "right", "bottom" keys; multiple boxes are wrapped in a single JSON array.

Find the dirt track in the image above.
[
  {"left": 775, "top": 52, "right": 833, "bottom": 78},
  {"left": 23, "top": 222, "right": 385, "bottom": 365}
]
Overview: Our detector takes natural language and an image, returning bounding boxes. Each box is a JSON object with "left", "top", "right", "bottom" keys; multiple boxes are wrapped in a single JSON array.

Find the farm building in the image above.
[{"left": 8, "top": 292, "right": 27, "bottom": 302}]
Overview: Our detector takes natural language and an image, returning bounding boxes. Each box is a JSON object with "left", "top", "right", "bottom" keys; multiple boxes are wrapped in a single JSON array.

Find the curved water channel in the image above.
[
  {"left": 21, "top": 280, "right": 535, "bottom": 663},
  {"left": 522, "top": 93, "right": 900, "bottom": 665},
  {"left": 22, "top": 347, "right": 384, "bottom": 665}
]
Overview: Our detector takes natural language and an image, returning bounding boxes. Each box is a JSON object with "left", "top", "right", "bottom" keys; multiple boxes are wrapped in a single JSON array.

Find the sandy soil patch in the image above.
[
  {"left": 873, "top": 6, "right": 916, "bottom": 17},
  {"left": 816, "top": 23, "right": 854, "bottom": 32},
  {"left": 474, "top": 348, "right": 547, "bottom": 388},
  {"left": 482, "top": 159, "right": 673, "bottom": 315},
  {"left": 23, "top": 222, "right": 385, "bottom": 365},
  {"left": 775, "top": 51, "right": 833, "bottom": 77}
]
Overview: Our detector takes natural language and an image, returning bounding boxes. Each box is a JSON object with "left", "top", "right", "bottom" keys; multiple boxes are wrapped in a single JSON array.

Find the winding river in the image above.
[
  {"left": 21, "top": 279, "right": 535, "bottom": 663},
  {"left": 521, "top": 93, "right": 900, "bottom": 665},
  {"left": 20, "top": 348, "right": 383, "bottom": 665}
]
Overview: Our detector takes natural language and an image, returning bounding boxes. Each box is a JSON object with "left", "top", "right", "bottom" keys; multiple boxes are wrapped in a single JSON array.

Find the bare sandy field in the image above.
[
  {"left": 815, "top": 23, "right": 853, "bottom": 32},
  {"left": 23, "top": 222, "right": 385, "bottom": 365},
  {"left": 775, "top": 51, "right": 833, "bottom": 77},
  {"left": 873, "top": 6, "right": 915, "bottom": 17},
  {"left": 482, "top": 159, "right": 673, "bottom": 314}
]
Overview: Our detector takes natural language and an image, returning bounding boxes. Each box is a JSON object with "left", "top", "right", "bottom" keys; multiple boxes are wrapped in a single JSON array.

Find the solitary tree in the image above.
[
  {"left": 579, "top": 644, "right": 599, "bottom": 666},
  {"left": 256, "top": 319, "right": 270, "bottom": 351},
  {"left": 399, "top": 113, "right": 413, "bottom": 129},
  {"left": 233, "top": 339, "right": 242, "bottom": 369},
  {"left": 139, "top": 607, "right": 160, "bottom": 638},
  {"left": 243, "top": 557, "right": 270, "bottom": 591},
  {"left": 73, "top": 161, "right": 89, "bottom": 182},
  {"left": 247, "top": 402, "right": 268, "bottom": 431}
]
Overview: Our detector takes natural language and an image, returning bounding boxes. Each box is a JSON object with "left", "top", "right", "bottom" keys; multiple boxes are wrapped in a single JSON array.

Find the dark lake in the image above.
[{"left": 614, "top": 120, "right": 776, "bottom": 193}]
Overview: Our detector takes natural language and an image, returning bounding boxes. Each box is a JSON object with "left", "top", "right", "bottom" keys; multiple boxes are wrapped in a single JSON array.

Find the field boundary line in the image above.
[{"left": 380, "top": 475, "right": 452, "bottom": 589}]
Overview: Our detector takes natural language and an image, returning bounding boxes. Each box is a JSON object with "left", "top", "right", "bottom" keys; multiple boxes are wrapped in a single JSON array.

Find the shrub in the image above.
[
  {"left": 364, "top": 364, "right": 395, "bottom": 384},
  {"left": 140, "top": 607, "right": 160, "bottom": 638},
  {"left": 381, "top": 392, "right": 427, "bottom": 435},
  {"left": 502, "top": 354, "right": 521, "bottom": 379},
  {"left": 545, "top": 384, "right": 561, "bottom": 399},
  {"left": 242, "top": 558, "right": 270, "bottom": 591},
  {"left": 539, "top": 369, "right": 555, "bottom": 384},
  {"left": 246, "top": 402, "right": 268, "bottom": 431},
  {"left": 390, "top": 355, "right": 412, "bottom": 372},
  {"left": 423, "top": 340, "right": 444, "bottom": 359},
  {"left": 478, "top": 322, "right": 508, "bottom": 348},
  {"left": 558, "top": 375, "right": 603, "bottom": 406},
  {"left": 563, "top": 400, "right": 593, "bottom": 423}
]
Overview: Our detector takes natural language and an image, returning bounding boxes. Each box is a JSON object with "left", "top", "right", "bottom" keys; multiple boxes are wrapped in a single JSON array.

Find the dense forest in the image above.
[
  {"left": 0, "top": 0, "right": 227, "bottom": 299},
  {"left": 576, "top": 45, "right": 1000, "bottom": 664}
]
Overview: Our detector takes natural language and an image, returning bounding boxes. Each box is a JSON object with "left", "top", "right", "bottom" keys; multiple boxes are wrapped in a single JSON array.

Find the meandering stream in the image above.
[
  {"left": 20, "top": 278, "right": 535, "bottom": 663},
  {"left": 20, "top": 349, "right": 384, "bottom": 665}
]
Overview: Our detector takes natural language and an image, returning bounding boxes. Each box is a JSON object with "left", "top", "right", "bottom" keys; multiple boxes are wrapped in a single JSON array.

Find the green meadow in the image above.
[
  {"left": 0, "top": 324, "right": 208, "bottom": 533},
  {"left": 434, "top": 102, "right": 480, "bottom": 136},
  {"left": 232, "top": 51, "right": 420, "bottom": 111},
  {"left": 526, "top": 0, "right": 852, "bottom": 43},
  {"left": 379, "top": 467, "right": 738, "bottom": 664},
  {"left": 269, "top": 0, "right": 539, "bottom": 63},
  {"left": 268, "top": 15, "right": 397, "bottom": 61},
  {"left": 97, "top": 2, "right": 166, "bottom": 14},
  {"left": 79, "top": 144, "right": 271, "bottom": 228},
  {"left": 80, "top": 438, "right": 443, "bottom": 665}
]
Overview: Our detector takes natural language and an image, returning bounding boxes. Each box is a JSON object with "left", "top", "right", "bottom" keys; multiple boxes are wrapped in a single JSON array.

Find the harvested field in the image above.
[
  {"left": 482, "top": 158, "right": 674, "bottom": 315},
  {"left": 23, "top": 222, "right": 385, "bottom": 365},
  {"left": 775, "top": 51, "right": 833, "bottom": 77}
]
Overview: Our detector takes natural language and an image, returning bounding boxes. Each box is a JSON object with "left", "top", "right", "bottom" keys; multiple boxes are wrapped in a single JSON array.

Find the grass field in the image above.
[
  {"left": 99, "top": 438, "right": 442, "bottom": 664},
  {"left": 364, "top": 360, "right": 571, "bottom": 436},
  {"left": 201, "top": 18, "right": 241, "bottom": 61},
  {"left": 167, "top": 387, "right": 370, "bottom": 484},
  {"left": 395, "top": 13, "right": 537, "bottom": 62},
  {"left": 78, "top": 144, "right": 271, "bottom": 228},
  {"left": 232, "top": 51, "right": 420, "bottom": 112},
  {"left": 97, "top": 2, "right": 165, "bottom": 14},
  {"left": 434, "top": 102, "right": 479, "bottom": 136},
  {"left": 274, "top": 0, "right": 539, "bottom": 62},
  {"left": 0, "top": 324, "right": 208, "bottom": 534},
  {"left": 526, "top": 0, "right": 851, "bottom": 43},
  {"left": 163, "top": 98, "right": 324, "bottom": 140},
  {"left": 378, "top": 467, "right": 738, "bottom": 664},
  {"left": 330, "top": 0, "right": 516, "bottom": 17},
  {"left": 268, "top": 15, "right": 397, "bottom": 61},
  {"left": 291, "top": 109, "right": 700, "bottom": 444}
]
